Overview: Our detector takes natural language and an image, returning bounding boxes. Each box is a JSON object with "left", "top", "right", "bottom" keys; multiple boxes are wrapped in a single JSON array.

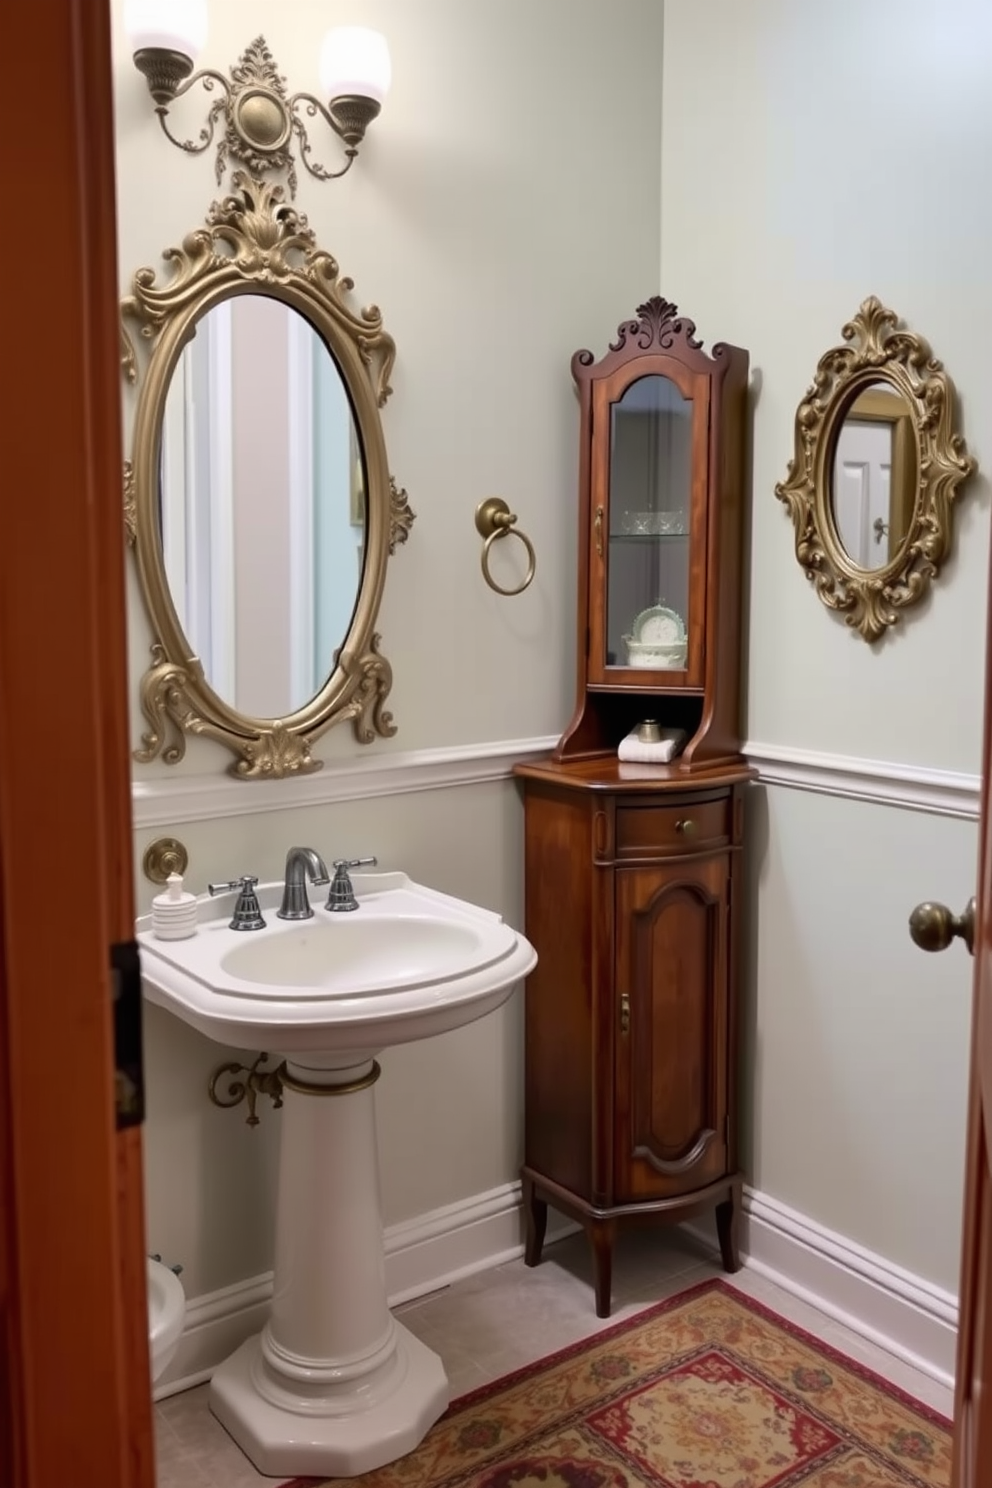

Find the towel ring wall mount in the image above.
[{"left": 474, "top": 498, "right": 536, "bottom": 597}]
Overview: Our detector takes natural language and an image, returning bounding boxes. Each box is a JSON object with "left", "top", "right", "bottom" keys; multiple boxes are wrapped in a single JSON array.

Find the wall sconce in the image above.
[{"left": 123, "top": 0, "right": 391, "bottom": 195}]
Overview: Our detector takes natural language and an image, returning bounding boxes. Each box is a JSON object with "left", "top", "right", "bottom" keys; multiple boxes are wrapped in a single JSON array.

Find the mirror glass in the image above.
[
  {"left": 606, "top": 373, "right": 692, "bottom": 671},
  {"left": 159, "top": 294, "right": 364, "bottom": 719},
  {"left": 829, "top": 382, "right": 917, "bottom": 570}
]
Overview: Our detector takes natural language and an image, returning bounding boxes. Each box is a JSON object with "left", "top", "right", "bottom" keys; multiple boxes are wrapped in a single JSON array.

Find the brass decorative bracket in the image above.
[
  {"left": 208, "top": 1054, "right": 284, "bottom": 1127},
  {"left": 208, "top": 1055, "right": 383, "bottom": 1124}
]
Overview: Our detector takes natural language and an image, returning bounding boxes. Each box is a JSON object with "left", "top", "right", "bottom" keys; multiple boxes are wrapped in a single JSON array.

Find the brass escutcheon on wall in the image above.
[{"left": 142, "top": 837, "right": 189, "bottom": 884}]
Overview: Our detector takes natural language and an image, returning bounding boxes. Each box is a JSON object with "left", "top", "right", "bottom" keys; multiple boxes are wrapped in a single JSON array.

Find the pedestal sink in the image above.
[{"left": 137, "top": 871, "right": 536, "bottom": 1477}]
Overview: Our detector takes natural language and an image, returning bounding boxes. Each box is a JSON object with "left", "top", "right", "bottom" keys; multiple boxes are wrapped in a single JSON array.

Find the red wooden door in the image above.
[
  {"left": 951, "top": 1016, "right": 992, "bottom": 1488},
  {"left": 911, "top": 531, "right": 992, "bottom": 1482},
  {"left": 947, "top": 597, "right": 992, "bottom": 1482},
  {"left": 0, "top": 1, "right": 155, "bottom": 1483}
]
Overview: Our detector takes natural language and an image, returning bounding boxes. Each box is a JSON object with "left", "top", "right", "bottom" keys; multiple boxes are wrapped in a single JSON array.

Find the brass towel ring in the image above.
[{"left": 475, "top": 497, "right": 536, "bottom": 597}]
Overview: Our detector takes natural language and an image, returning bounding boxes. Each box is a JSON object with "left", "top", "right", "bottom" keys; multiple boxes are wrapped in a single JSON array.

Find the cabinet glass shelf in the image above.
[{"left": 609, "top": 533, "right": 689, "bottom": 543}]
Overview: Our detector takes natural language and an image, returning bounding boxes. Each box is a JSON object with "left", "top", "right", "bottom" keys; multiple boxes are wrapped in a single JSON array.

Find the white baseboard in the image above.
[
  {"left": 155, "top": 1179, "right": 958, "bottom": 1400},
  {"left": 383, "top": 1180, "right": 576, "bottom": 1305},
  {"left": 154, "top": 1274, "right": 274, "bottom": 1400},
  {"left": 690, "top": 1187, "right": 958, "bottom": 1389},
  {"left": 153, "top": 1180, "right": 577, "bottom": 1399}
]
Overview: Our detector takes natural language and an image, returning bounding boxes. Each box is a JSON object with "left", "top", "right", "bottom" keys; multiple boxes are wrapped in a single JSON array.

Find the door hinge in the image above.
[{"left": 111, "top": 939, "right": 145, "bottom": 1130}]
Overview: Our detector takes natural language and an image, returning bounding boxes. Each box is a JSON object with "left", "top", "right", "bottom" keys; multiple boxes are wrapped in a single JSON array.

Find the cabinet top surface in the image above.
[{"left": 514, "top": 754, "right": 755, "bottom": 793}]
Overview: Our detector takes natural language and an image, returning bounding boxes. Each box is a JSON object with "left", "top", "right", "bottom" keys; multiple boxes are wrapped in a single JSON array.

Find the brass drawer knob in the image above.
[{"left": 675, "top": 818, "right": 696, "bottom": 837}]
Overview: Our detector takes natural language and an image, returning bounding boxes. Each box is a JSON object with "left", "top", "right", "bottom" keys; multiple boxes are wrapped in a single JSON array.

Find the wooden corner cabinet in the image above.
[{"left": 514, "top": 298, "right": 752, "bottom": 1316}]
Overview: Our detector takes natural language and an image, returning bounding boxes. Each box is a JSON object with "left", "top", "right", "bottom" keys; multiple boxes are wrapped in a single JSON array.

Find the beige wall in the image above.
[
  {"left": 118, "top": 0, "right": 986, "bottom": 1319},
  {"left": 661, "top": 0, "right": 990, "bottom": 1290},
  {"left": 112, "top": 0, "right": 665, "bottom": 1298}
]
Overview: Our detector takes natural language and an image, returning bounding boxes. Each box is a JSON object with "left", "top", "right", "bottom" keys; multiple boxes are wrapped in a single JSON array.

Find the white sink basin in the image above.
[
  {"left": 136, "top": 871, "right": 536, "bottom": 1057},
  {"left": 221, "top": 911, "right": 504, "bottom": 997}
]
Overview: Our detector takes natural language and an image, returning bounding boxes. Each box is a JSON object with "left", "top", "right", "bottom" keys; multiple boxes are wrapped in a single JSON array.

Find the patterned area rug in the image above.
[{"left": 286, "top": 1278, "right": 951, "bottom": 1488}]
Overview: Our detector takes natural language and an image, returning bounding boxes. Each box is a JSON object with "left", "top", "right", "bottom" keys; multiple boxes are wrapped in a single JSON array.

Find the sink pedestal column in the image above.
[{"left": 209, "top": 1057, "right": 449, "bottom": 1477}]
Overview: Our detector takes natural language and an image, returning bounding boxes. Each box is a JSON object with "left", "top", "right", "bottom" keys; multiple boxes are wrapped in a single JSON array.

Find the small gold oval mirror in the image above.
[
  {"left": 121, "top": 173, "right": 416, "bottom": 778},
  {"left": 776, "top": 297, "right": 975, "bottom": 642}
]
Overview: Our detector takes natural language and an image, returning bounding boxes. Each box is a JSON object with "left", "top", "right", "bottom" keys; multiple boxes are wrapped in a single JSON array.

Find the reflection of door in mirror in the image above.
[
  {"left": 160, "top": 296, "right": 363, "bottom": 719},
  {"left": 606, "top": 375, "right": 692, "bottom": 668},
  {"left": 831, "top": 385, "right": 915, "bottom": 570}
]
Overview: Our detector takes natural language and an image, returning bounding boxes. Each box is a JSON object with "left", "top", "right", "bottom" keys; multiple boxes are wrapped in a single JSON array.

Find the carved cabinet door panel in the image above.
[{"left": 613, "top": 856, "right": 730, "bottom": 1202}]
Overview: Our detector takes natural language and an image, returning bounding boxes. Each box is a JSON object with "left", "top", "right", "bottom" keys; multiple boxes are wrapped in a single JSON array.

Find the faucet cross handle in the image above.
[
  {"left": 326, "top": 857, "right": 378, "bottom": 913},
  {"left": 208, "top": 875, "right": 266, "bottom": 932}
]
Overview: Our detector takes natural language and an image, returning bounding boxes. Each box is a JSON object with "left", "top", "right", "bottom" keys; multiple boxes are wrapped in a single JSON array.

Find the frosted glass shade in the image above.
[
  {"left": 319, "top": 28, "right": 391, "bottom": 106},
  {"left": 124, "top": 0, "right": 208, "bottom": 59}
]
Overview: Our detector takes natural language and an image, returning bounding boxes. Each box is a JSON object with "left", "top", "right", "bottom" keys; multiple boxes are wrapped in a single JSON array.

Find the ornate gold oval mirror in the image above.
[
  {"left": 121, "top": 172, "right": 415, "bottom": 778},
  {"left": 775, "top": 296, "right": 975, "bottom": 641}
]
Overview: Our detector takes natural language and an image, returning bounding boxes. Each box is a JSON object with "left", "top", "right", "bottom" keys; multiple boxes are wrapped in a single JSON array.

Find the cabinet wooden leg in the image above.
[
  {"left": 522, "top": 1175, "right": 548, "bottom": 1268},
  {"left": 716, "top": 1181, "right": 742, "bottom": 1273},
  {"left": 589, "top": 1220, "right": 616, "bottom": 1318}
]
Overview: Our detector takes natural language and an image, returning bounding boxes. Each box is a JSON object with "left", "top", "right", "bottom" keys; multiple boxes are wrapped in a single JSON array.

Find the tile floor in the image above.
[{"left": 154, "top": 1228, "right": 954, "bottom": 1487}]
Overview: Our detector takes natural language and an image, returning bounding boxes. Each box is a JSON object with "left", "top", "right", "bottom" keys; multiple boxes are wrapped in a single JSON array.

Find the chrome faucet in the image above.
[
  {"left": 326, "top": 857, "right": 378, "bottom": 912},
  {"left": 278, "top": 847, "right": 330, "bottom": 921}
]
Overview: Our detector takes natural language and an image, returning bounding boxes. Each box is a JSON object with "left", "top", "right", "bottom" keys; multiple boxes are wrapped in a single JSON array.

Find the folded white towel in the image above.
[{"left": 617, "top": 727, "right": 686, "bottom": 763}]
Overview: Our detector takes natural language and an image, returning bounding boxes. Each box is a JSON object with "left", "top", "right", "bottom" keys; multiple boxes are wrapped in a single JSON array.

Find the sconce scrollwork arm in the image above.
[
  {"left": 145, "top": 67, "right": 231, "bottom": 159},
  {"left": 289, "top": 92, "right": 379, "bottom": 183}
]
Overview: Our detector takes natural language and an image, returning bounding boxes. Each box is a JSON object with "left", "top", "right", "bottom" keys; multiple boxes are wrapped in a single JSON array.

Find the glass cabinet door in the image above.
[{"left": 599, "top": 372, "right": 702, "bottom": 679}]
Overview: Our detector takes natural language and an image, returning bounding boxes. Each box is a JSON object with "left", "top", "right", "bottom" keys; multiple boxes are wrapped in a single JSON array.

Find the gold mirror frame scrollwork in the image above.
[
  {"left": 775, "top": 296, "right": 975, "bottom": 642},
  {"left": 121, "top": 171, "right": 415, "bottom": 778}
]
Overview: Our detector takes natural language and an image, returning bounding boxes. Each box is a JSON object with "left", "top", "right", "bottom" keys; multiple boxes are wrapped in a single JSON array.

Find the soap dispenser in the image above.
[{"left": 151, "top": 872, "right": 198, "bottom": 941}]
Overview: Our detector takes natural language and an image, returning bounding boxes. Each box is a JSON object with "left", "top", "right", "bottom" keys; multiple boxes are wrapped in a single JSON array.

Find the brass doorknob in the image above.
[{"left": 908, "top": 898, "right": 976, "bottom": 955}]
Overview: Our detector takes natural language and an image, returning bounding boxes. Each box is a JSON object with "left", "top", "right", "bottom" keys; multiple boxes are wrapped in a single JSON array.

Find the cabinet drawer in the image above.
[{"left": 615, "top": 797, "right": 729, "bottom": 856}]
